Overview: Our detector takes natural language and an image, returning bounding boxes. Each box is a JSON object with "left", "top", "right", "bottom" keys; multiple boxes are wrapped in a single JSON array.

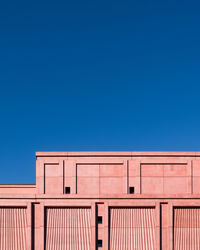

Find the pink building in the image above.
[{"left": 1, "top": 151, "right": 200, "bottom": 249}]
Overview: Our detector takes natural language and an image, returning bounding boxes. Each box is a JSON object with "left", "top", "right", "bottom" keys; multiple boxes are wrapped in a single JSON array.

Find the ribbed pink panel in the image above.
[
  {"left": 45, "top": 208, "right": 91, "bottom": 250},
  {"left": 174, "top": 208, "right": 200, "bottom": 250},
  {"left": 0, "top": 207, "right": 27, "bottom": 250},
  {"left": 109, "top": 208, "right": 156, "bottom": 250}
]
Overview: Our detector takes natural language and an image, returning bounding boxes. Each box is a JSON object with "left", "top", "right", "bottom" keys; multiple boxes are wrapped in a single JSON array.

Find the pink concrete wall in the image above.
[
  {"left": 0, "top": 185, "right": 36, "bottom": 194},
  {"left": 109, "top": 208, "right": 156, "bottom": 249},
  {"left": 1, "top": 151, "right": 200, "bottom": 249},
  {"left": 35, "top": 154, "right": 197, "bottom": 197},
  {"left": 0, "top": 207, "right": 28, "bottom": 249},
  {"left": 174, "top": 208, "right": 200, "bottom": 250},
  {"left": 45, "top": 208, "right": 91, "bottom": 249}
]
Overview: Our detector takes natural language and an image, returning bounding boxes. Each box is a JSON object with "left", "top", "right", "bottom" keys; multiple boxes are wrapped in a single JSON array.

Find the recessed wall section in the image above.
[
  {"left": 44, "top": 164, "right": 62, "bottom": 194},
  {"left": 45, "top": 207, "right": 91, "bottom": 250},
  {"left": 0, "top": 207, "right": 27, "bottom": 250},
  {"left": 76, "top": 163, "right": 124, "bottom": 195},
  {"left": 174, "top": 207, "right": 200, "bottom": 250},
  {"left": 141, "top": 163, "right": 190, "bottom": 194},
  {"left": 109, "top": 207, "right": 156, "bottom": 250}
]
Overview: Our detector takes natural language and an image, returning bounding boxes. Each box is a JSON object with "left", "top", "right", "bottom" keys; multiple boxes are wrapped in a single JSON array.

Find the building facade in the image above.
[{"left": 0, "top": 151, "right": 200, "bottom": 249}]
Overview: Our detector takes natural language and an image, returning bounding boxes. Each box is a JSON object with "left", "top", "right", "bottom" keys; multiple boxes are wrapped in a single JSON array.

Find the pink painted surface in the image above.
[
  {"left": 174, "top": 208, "right": 200, "bottom": 250},
  {"left": 109, "top": 208, "right": 156, "bottom": 250},
  {"left": 0, "top": 185, "right": 35, "bottom": 194},
  {"left": 1, "top": 151, "right": 200, "bottom": 249},
  {"left": 45, "top": 208, "right": 91, "bottom": 250},
  {"left": 0, "top": 207, "right": 27, "bottom": 249}
]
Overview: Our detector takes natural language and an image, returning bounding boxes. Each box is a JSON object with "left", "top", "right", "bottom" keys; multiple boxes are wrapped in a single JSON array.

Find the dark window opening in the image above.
[
  {"left": 65, "top": 187, "right": 71, "bottom": 194},
  {"left": 97, "top": 216, "right": 102, "bottom": 224},
  {"left": 97, "top": 240, "right": 102, "bottom": 247},
  {"left": 129, "top": 186, "right": 134, "bottom": 194}
]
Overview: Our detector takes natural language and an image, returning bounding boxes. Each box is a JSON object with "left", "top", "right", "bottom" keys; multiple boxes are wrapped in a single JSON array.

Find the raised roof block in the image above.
[{"left": 0, "top": 151, "right": 200, "bottom": 249}]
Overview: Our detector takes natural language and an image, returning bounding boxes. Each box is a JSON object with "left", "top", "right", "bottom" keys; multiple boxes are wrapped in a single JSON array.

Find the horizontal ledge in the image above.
[
  {"left": 1, "top": 194, "right": 200, "bottom": 199},
  {"left": 36, "top": 151, "right": 200, "bottom": 157},
  {"left": 0, "top": 185, "right": 36, "bottom": 188}
]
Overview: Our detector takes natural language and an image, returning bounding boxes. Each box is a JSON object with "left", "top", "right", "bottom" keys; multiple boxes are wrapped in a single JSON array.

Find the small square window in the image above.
[
  {"left": 97, "top": 240, "right": 102, "bottom": 247},
  {"left": 129, "top": 187, "right": 134, "bottom": 194},
  {"left": 65, "top": 187, "right": 70, "bottom": 194},
  {"left": 97, "top": 216, "right": 102, "bottom": 224}
]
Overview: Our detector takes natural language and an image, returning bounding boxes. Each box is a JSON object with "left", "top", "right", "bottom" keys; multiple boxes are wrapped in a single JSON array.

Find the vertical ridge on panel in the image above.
[
  {"left": 96, "top": 203, "right": 106, "bottom": 249},
  {"left": 109, "top": 207, "right": 156, "bottom": 250},
  {"left": 31, "top": 204, "right": 35, "bottom": 250},
  {"left": 64, "top": 160, "right": 76, "bottom": 194},
  {"left": 160, "top": 203, "right": 169, "bottom": 250},
  {"left": 128, "top": 160, "right": 141, "bottom": 194},
  {"left": 34, "top": 203, "right": 44, "bottom": 250}
]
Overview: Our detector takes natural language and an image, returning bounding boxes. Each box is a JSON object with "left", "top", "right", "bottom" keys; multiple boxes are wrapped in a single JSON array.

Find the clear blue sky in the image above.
[{"left": 0, "top": 0, "right": 200, "bottom": 184}]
